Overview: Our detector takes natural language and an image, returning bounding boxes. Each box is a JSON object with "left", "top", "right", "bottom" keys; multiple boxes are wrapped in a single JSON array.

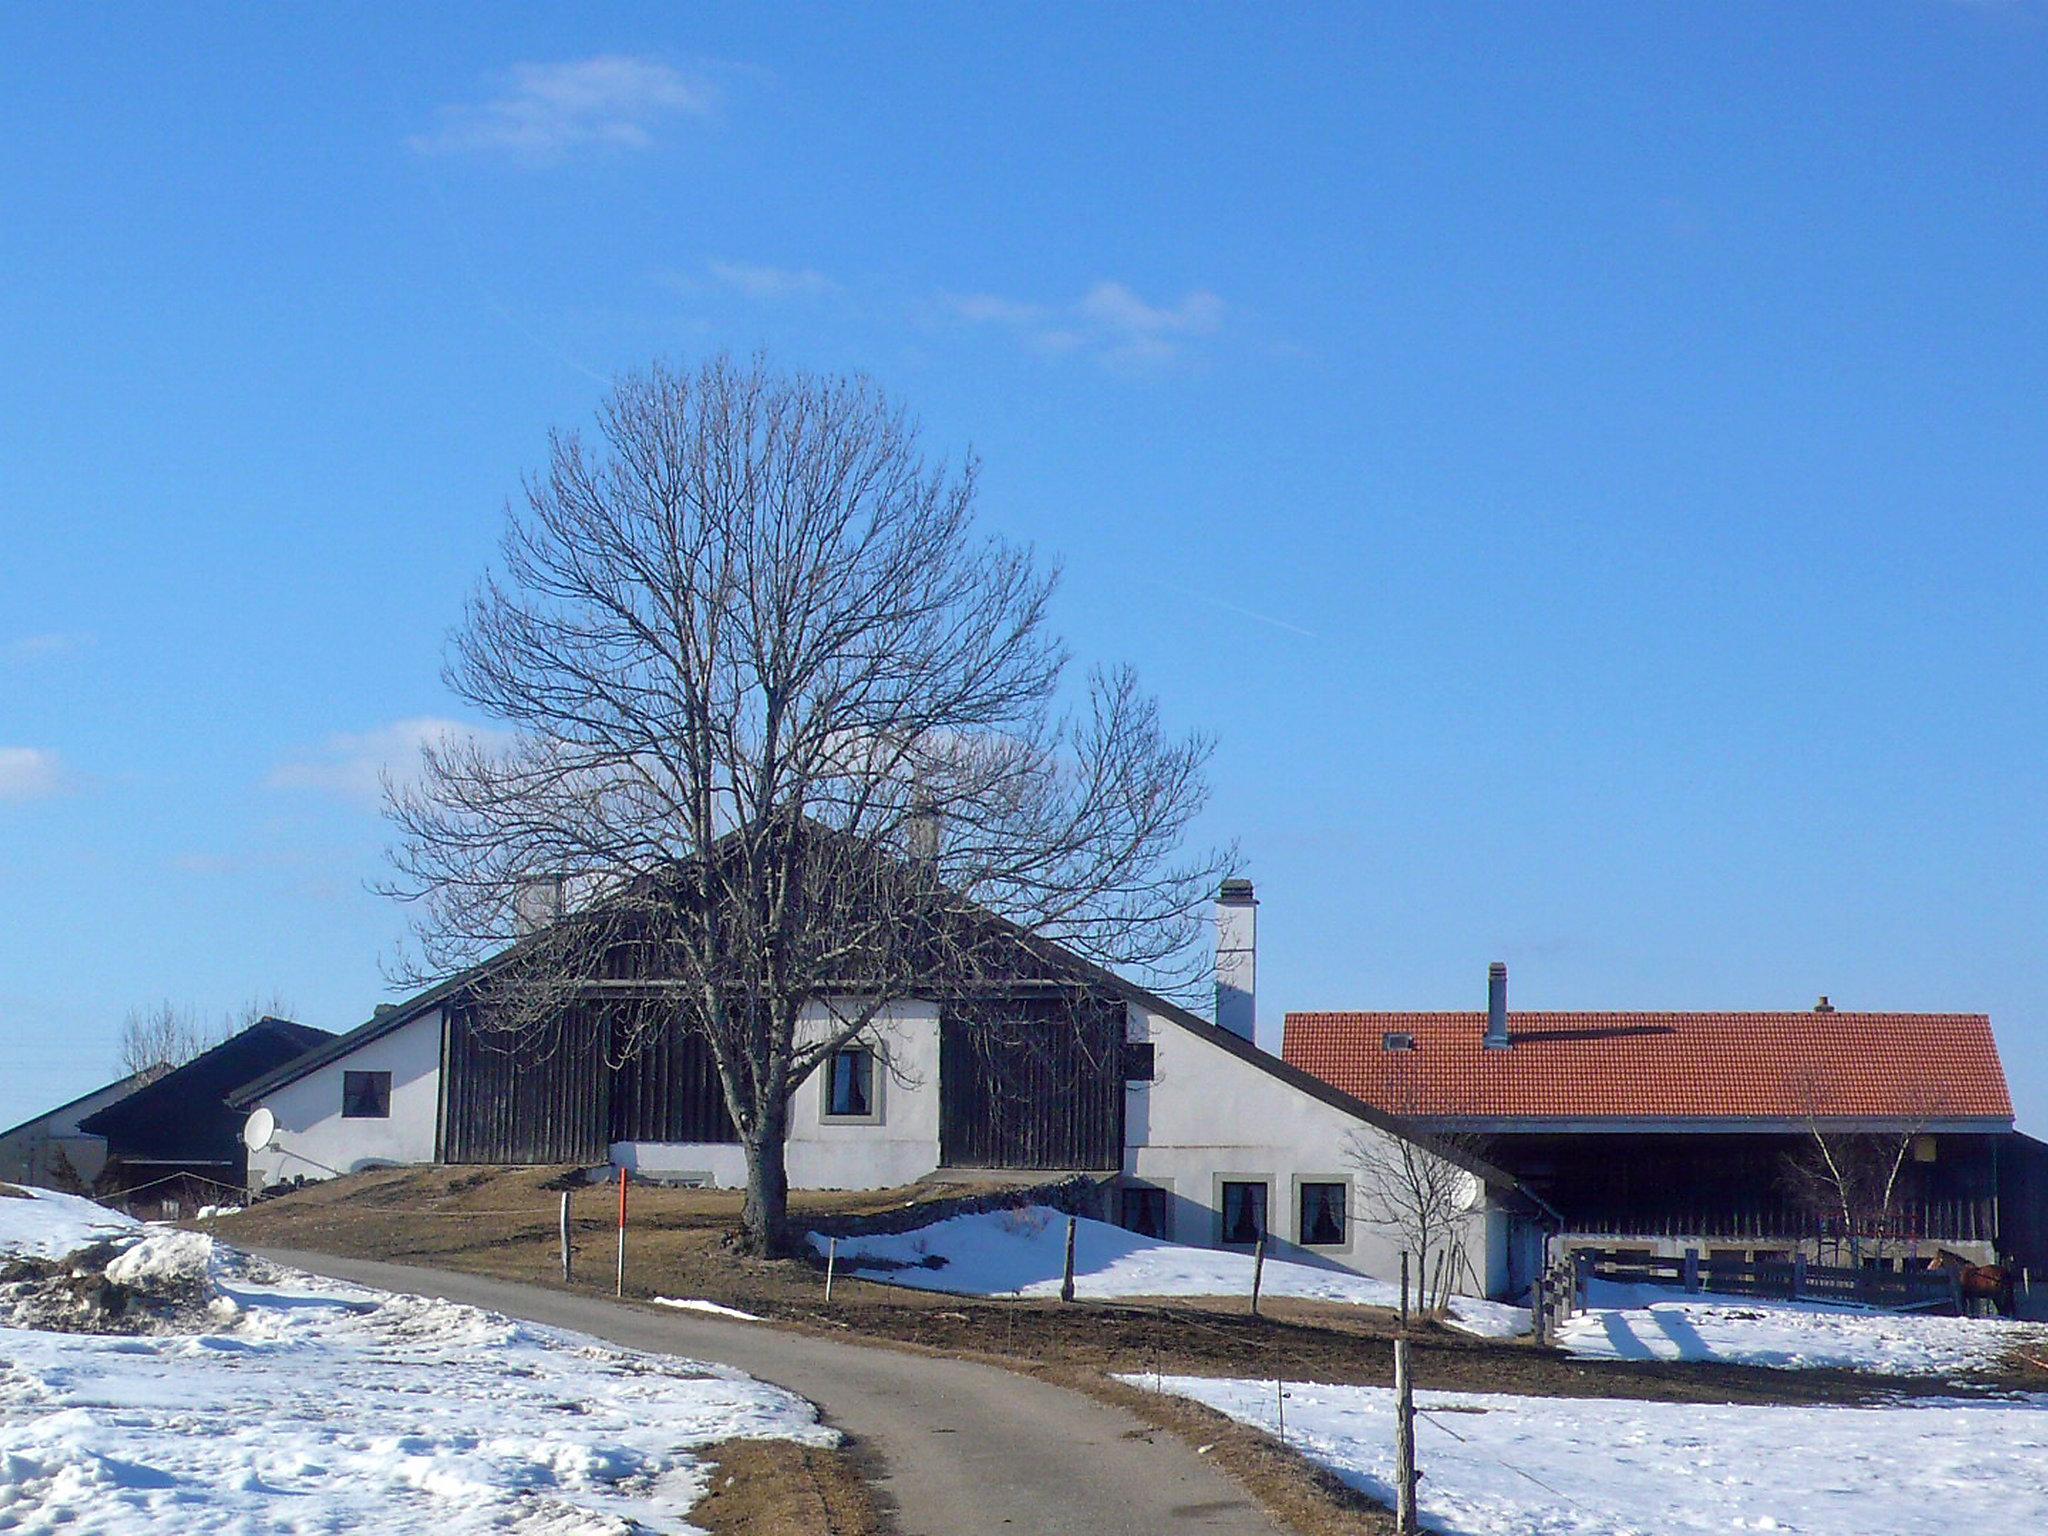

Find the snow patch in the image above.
[
  {"left": 1558, "top": 1280, "right": 2048, "bottom": 1376},
  {"left": 653, "top": 1297, "right": 765, "bottom": 1322},
  {"left": 1126, "top": 1374, "right": 2048, "bottom": 1536},
  {"left": 810, "top": 1204, "right": 1529, "bottom": 1336},
  {"left": 0, "top": 1184, "right": 136, "bottom": 1260}
]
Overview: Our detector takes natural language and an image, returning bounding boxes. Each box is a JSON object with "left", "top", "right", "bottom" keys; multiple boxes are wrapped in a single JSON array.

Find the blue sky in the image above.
[{"left": 3, "top": 5, "right": 2045, "bottom": 1133}]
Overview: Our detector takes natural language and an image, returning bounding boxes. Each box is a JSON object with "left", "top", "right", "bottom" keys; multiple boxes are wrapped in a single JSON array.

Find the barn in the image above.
[{"left": 228, "top": 881, "right": 1550, "bottom": 1299}]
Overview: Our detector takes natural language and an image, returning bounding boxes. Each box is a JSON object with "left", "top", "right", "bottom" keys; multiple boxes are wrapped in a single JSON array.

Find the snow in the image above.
[
  {"left": 0, "top": 1184, "right": 137, "bottom": 1259},
  {"left": 1558, "top": 1280, "right": 2048, "bottom": 1376},
  {"left": 1127, "top": 1374, "right": 2048, "bottom": 1536},
  {"left": 652, "top": 1297, "right": 764, "bottom": 1322},
  {"left": 810, "top": 1204, "right": 1530, "bottom": 1336},
  {"left": 1, "top": 1200, "right": 833, "bottom": 1533}
]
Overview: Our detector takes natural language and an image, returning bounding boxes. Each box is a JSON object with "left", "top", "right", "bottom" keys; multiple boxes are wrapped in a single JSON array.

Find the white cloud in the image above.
[
  {"left": 3, "top": 632, "right": 90, "bottom": 663},
  {"left": 707, "top": 260, "right": 839, "bottom": 299},
  {"left": 267, "top": 718, "right": 514, "bottom": 807},
  {"left": 0, "top": 747, "right": 64, "bottom": 803},
  {"left": 410, "top": 56, "right": 715, "bottom": 164},
  {"left": 944, "top": 280, "right": 1227, "bottom": 367}
]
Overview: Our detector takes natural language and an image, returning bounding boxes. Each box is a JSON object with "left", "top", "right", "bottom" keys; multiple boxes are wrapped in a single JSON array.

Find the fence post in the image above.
[
  {"left": 1682, "top": 1247, "right": 1700, "bottom": 1294},
  {"left": 559, "top": 1190, "right": 572, "bottom": 1284},
  {"left": 1250, "top": 1236, "right": 1267, "bottom": 1318},
  {"left": 1399, "top": 1251, "right": 1410, "bottom": 1330},
  {"left": 825, "top": 1235, "right": 838, "bottom": 1303},
  {"left": 1393, "top": 1337, "right": 1418, "bottom": 1535},
  {"left": 614, "top": 1166, "right": 628, "bottom": 1299},
  {"left": 1790, "top": 1252, "right": 1806, "bottom": 1300},
  {"left": 1060, "top": 1215, "right": 1078, "bottom": 1303}
]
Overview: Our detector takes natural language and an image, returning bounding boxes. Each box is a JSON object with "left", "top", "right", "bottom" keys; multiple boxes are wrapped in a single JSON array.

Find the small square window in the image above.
[
  {"left": 826, "top": 1047, "right": 875, "bottom": 1119},
  {"left": 1123, "top": 1043, "right": 1155, "bottom": 1082},
  {"left": 1381, "top": 1031, "right": 1416, "bottom": 1052},
  {"left": 342, "top": 1070, "right": 391, "bottom": 1119},
  {"left": 1220, "top": 1180, "right": 1268, "bottom": 1246},
  {"left": 1299, "top": 1181, "right": 1347, "bottom": 1247},
  {"left": 1120, "top": 1185, "right": 1169, "bottom": 1239}
]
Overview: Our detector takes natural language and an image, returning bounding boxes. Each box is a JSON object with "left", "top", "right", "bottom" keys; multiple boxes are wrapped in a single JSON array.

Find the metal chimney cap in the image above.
[
  {"left": 1488, "top": 960, "right": 1507, "bottom": 977},
  {"left": 1814, "top": 995, "right": 1835, "bottom": 1013},
  {"left": 1218, "top": 877, "right": 1257, "bottom": 904}
]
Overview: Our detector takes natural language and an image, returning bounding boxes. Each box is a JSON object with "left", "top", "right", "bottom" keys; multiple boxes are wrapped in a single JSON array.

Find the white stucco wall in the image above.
[
  {"left": 1123, "top": 1001, "right": 1501, "bottom": 1294},
  {"left": 0, "top": 1073, "right": 145, "bottom": 1190},
  {"left": 245, "top": 1008, "right": 444, "bottom": 1190},
  {"left": 617, "top": 999, "right": 943, "bottom": 1191}
]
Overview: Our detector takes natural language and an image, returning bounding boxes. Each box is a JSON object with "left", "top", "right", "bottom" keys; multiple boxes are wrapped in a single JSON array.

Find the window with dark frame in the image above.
[
  {"left": 1123, "top": 1042, "right": 1155, "bottom": 1082},
  {"left": 826, "top": 1046, "right": 875, "bottom": 1118},
  {"left": 1120, "top": 1185, "right": 1169, "bottom": 1239},
  {"left": 341, "top": 1070, "right": 391, "bottom": 1119},
  {"left": 1220, "top": 1180, "right": 1267, "bottom": 1245},
  {"left": 1298, "top": 1181, "right": 1347, "bottom": 1246}
]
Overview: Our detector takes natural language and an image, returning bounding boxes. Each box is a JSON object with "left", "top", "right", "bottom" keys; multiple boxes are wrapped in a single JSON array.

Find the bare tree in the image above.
[
  {"left": 1779, "top": 1071, "right": 1950, "bottom": 1267},
  {"left": 384, "top": 356, "right": 1232, "bottom": 1255},
  {"left": 116, "top": 995, "right": 297, "bottom": 1079},
  {"left": 1348, "top": 1125, "right": 1490, "bottom": 1314}
]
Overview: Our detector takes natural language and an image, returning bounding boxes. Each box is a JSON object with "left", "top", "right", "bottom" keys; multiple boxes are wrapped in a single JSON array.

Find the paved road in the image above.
[{"left": 255, "top": 1248, "right": 1290, "bottom": 1536}]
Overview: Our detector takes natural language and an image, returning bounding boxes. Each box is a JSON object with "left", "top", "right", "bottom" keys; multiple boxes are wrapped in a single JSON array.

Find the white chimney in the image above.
[{"left": 1215, "top": 878, "right": 1257, "bottom": 1043}]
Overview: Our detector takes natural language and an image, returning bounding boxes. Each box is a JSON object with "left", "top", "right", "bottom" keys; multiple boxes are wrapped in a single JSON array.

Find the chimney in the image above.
[
  {"left": 1814, "top": 995, "right": 1835, "bottom": 1014},
  {"left": 1215, "top": 878, "right": 1258, "bottom": 1043},
  {"left": 1484, "top": 961, "right": 1510, "bottom": 1049}
]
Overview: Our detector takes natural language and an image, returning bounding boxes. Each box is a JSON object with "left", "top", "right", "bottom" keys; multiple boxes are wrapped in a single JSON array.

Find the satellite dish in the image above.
[
  {"left": 241, "top": 1107, "right": 277, "bottom": 1153},
  {"left": 1455, "top": 1169, "right": 1486, "bottom": 1213}
]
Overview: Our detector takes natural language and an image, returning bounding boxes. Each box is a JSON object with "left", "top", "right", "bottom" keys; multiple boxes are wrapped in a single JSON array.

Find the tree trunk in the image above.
[{"left": 740, "top": 1098, "right": 792, "bottom": 1257}]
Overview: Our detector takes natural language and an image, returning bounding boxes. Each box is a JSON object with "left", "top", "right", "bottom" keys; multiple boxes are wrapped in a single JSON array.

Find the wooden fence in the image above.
[{"left": 1575, "top": 1246, "right": 1965, "bottom": 1313}]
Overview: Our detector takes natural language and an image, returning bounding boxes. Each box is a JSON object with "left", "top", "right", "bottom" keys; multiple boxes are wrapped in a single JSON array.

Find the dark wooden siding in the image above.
[
  {"left": 939, "top": 993, "right": 1124, "bottom": 1170},
  {"left": 608, "top": 1025, "right": 737, "bottom": 1144},
  {"left": 441, "top": 1005, "right": 612, "bottom": 1164},
  {"left": 442, "top": 1003, "right": 738, "bottom": 1164}
]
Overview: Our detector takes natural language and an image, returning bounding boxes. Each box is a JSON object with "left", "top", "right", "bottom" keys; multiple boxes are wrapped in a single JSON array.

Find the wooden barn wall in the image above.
[
  {"left": 608, "top": 1024, "right": 737, "bottom": 1144},
  {"left": 441, "top": 1005, "right": 612, "bottom": 1164},
  {"left": 939, "top": 993, "right": 1124, "bottom": 1171}
]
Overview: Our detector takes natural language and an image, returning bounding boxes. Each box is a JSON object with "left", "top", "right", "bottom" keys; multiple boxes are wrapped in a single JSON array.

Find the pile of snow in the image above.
[
  {"left": 1127, "top": 1374, "right": 2048, "bottom": 1536},
  {"left": 1, "top": 1198, "right": 834, "bottom": 1530},
  {"left": 1558, "top": 1280, "right": 2048, "bottom": 1376},
  {"left": 811, "top": 1204, "right": 1530, "bottom": 1337},
  {"left": 0, "top": 1184, "right": 136, "bottom": 1260}
]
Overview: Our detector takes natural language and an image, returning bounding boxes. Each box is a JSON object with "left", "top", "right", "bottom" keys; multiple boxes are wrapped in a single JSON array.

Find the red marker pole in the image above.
[{"left": 615, "top": 1166, "right": 629, "bottom": 1298}]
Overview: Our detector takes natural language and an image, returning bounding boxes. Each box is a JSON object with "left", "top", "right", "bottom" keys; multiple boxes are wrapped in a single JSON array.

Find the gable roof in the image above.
[
  {"left": 82, "top": 1018, "right": 335, "bottom": 1158},
  {"left": 1283, "top": 1010, "right": 2014, "bottom": 1127}
]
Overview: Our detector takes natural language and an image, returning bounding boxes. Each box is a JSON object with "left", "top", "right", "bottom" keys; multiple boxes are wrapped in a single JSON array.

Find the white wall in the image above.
[
  {"left": 618, "top": 999, "right": 943, "bottom": 1191},
  {"left": 246, "top": 1008, "right": 444, "bottom": 1190},
  {"left": 1123, "top": 1001, "right": 1500, "bottom": 1293},
  {"left": 0, "top": 1074, "right": 142, "bottom": 1190}
]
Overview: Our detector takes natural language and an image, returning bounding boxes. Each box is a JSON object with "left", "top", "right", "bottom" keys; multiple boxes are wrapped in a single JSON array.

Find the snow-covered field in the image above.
[
  {"left": 0, "top": 1184, "right": 832, "bottom": 1534},
  {"left": 1128, "top": 1373, "right": 2048, "bottom": 1536},
  {"left": 812, "top": 1203, "right": 1531, "bottom": 1336},
  {"left": 0, "top": 1184, "right": 133, "bottom": 1258},
  {"left": 1558, "top": 1279, "right": 2048, "bottom": 1376}
]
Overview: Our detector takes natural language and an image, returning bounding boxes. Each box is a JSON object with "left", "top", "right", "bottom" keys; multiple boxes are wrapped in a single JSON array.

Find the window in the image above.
[
  {"left": 1381, "top": 1031, "right": 1416, "bottom": 1052},
  {"left": 341, "top": 1070, "right": 391, "bottom": 1119},
  {"left": 1219, "top": 1180, "right": 1268, "bottom": 1246},
  {"left": 1298, "top": 1181, "right": 1347, "bottom": 1247},
  {"left": 1123, "top": 1042, "right": 1156, "bottom": 1082},
  {"left": 1120, "top": 1185, "right": 1169, "bottom": 1239},
  {"left": 825, "top": 1046, "right": 876, "bottom": 1119}
]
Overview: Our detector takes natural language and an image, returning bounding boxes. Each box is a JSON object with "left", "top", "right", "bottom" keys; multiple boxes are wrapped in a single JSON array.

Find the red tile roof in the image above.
[{"left": 1281, "top": 1011, "right": 2013, "bottom": 1123}]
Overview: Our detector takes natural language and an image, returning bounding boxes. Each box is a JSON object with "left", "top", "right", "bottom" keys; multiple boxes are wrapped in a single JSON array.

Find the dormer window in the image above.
[{"left": 1381, "top": 1031, "right": 1416, "bottom": 1053}]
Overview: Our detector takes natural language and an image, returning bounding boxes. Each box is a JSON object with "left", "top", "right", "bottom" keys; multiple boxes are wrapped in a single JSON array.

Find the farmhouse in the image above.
[
  {"left": 229, "top": 881, "right": 1549, "bottom": 1299},
  {"left": 1286, "top": 964, "right": 2019, "bottom": 1268}
]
